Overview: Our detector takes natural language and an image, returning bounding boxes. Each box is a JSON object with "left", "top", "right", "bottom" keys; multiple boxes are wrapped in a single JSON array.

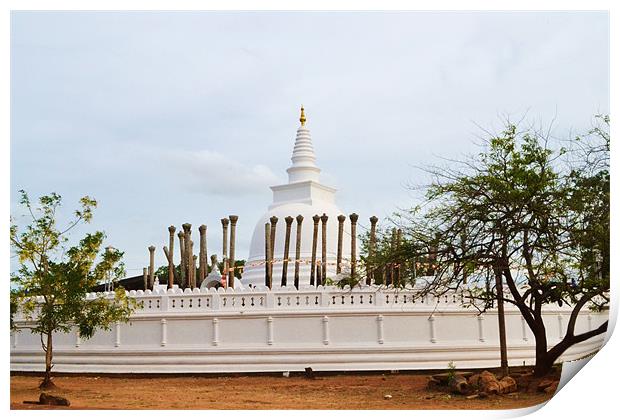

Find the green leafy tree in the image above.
[
  {"left": 365, "top": 117, "right": 609, "bottom": 377},
  {"left": 10, "top": 191, "right": 136, "bottom": 388}
]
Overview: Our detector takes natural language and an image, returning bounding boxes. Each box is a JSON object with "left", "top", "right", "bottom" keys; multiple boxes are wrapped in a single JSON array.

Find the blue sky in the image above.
[{"left": 10, "top": 11, "right": 609, "bottom": 276}]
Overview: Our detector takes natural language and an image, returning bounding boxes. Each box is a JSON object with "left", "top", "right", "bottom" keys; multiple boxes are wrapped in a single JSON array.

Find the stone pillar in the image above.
[
  {"left": 310, "top": 215, "right": 320, "bottom": 286},
  {"left": 368, "top": 216, "right": 378, "bottom": 285},
  {"left": 336, "top": 214, "right": 346, "bottom": 274},
  {"left": 189, "top": 240, "right": 195, "bottom": 288},
  {"left": 265, "top": 222, "right": 272, "bottom": 289},
  {"left": 199, "top": 225, "right": 207, "bottom": 284},
  {"left": 192, "top": 255, "right": 198, "bottom": 289},
  {"left": 396, "top": 229, "right": 402, "bottom": 287},
  {"left": 294, "top": 215, "right": 304, "bottom": 289},
  {"left": 168, "top": 226, "right": 176, "bottom": 288},
  {"left": 221, "top": 218, "right": 229, "bottom": 260},
  {"left": 142, "top": 267, "right": 148, "bottom": 291},
  {"left": 228, "top": 215, "right": 238, "bottom": 288},
  {"left": 320, "top": 213, "right": 329, "bottom": 285},
  {"left": 177, "top": 231, "right": 186, "bottom": 288},
  {"left": 208, "top": 254, "right": 218, "bottom": 271},
  {"left": 222, "top": 257, "right": 228, "bottom": 288},
  {"left": 281, "top": 216, "right": 294, "bottom": 286},
  {"left": 349, "top": 213, "right": 359, "bottom": 279},
  {"left": 182, "top": 224, "right": 192, "bottom": 289},
  {"left": 269, "top": 216, "right": 278, "bottom": 281},
  {"left": 148, "top": 245, "right": 155, "bottom": 289}
]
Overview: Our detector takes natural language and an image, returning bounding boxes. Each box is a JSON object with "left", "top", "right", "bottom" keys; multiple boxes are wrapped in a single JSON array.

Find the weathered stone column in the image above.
[
  {"left": 269, "top": 216, "right": 278, "bottom": 281},
  {"left": 178, "top": 231, "right": 186, "bottom": 288},
  {"left": 310, "top": 214, "right": 320, "bottom": 286},
  {"left": 182, "top": 224, "right": 192, "bottom": 288},
  {"left": 336, "top": 214, "right": 346, "bottom": 274},
  {"left": 210, "top": 254, "right": 218, "bottom": 273},
  {"left": 192, "top": 255, "right": 198, "bottom": 289},
  {"left": 294, "top": 215, "right": 303, "bottom": 289},
  {"left": 168, "top": 226, "right": 176, "bottom": 288},
  {"left": 228, "top": 215, "right": 238, "bottom": 288},
  {"left": 221, "top": 218, "right": 229, "bottom": 261},
  {"left": 320, "top": 213, "right": 329, "bottom": 285},
  {"left": 368, "top": 216, "right": 378, "bottom": 285},
  {"left": 189, "top": 240, "right": 195, "bottom": 288},
  {"left": 265, "top": 222, "right": 272, "bottom": 289},
  {"left": 143, "top": 267, "right": 148, "bottom": 291},
  {"left": 281, "top": 216, "right": 294, "bottom": 286},
  {"left": 199, "top": 225, "right": 207, "bottom": 284},
  {"left": 148, "top": 245, "right": 156, "bottom": 289},
  {"left": 349, "top": 213, "right": 359, "bottom": 279},
  {"left": 396, "top": 229, "right": 402, "bottom": 287}
]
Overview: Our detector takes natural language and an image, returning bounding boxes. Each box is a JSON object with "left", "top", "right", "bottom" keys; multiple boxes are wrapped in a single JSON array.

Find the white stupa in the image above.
[{"left": 241, "top": 107, "right": 351, "bottom": 287}]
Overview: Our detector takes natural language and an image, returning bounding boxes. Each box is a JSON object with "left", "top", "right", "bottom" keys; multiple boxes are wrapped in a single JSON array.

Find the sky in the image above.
[{"left": 10, "top": 11, "right": 609, "bottom": 277}]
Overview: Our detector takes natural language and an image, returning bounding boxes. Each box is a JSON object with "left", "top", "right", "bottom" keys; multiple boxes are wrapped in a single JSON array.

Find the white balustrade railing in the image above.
[{"left": 72, "top": 285, "right": 492, "bottom": 315}]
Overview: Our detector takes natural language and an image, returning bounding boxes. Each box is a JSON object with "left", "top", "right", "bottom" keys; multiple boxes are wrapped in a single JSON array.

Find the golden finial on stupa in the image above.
[{"left": 299, "top": 105, "right": 306, "bottom": 126}]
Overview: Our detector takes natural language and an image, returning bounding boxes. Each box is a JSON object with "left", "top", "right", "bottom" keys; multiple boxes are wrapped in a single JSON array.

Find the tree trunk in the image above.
[
  {"left": 533, "top": 353, "right": 556, "bottom": 377},
  {"left": 495, "top": 268, "right": 509, "bottom": 377},
  {"left": 40, "top": 331, "right": 55, "bottom": 389}
]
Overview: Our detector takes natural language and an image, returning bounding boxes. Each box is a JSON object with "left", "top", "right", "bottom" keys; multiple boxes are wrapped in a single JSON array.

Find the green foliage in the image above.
[
  {"left": 446, "top": 361, "right": 457, "bottom": 383},
  {"left": 364, "top": 116, "right": 609, "bottom": 376},
  {"left": 10, "top": 191, "right": 137, "bottom": 383}
]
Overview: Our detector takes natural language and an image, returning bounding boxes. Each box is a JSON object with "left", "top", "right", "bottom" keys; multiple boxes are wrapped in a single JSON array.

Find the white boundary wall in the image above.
[{"left": 10, "top": 285, "right": 607, "bottom": 373}]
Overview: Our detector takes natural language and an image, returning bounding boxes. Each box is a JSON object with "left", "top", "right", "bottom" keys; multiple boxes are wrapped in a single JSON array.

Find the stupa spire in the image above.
[{"left": 286, "top": 106, "right": 320, "bottom": 183}]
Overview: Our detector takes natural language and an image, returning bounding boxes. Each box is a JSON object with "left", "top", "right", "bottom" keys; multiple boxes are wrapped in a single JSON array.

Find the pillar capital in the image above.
[
  {"left": 337, "top": 214, "right": 346, "bottom": 223},
  {"left": 285, "top": 216, "right": 294, "bottom": 225},
  {"left": 349, "top": 213, "right": 359, "bottom": 223},
  {"left": 199, "top": 224, "right": 207, "bottom": 233},
  {"left": 296, "top": 214, "right": 304, "bottom": 224},
  {"left": 229, "top": 215, "right": 239, "bottom": 224},
  {"left": 221, "top": 218, "right": 229, "bottom": 227},
  {"left": 320, "top": 213, "right": 329, "bottom": 223},
  {"left": 168, "top": 225, "right": 176, "bottom": 234}
]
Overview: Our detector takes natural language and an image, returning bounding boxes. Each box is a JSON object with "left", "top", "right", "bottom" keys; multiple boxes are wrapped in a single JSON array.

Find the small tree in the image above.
[
  {"left": 366, "top": 117, "right": 609, "bottom": 377},
  {"left": 10, "top": 191, "right": 136, "bottom": 388}
]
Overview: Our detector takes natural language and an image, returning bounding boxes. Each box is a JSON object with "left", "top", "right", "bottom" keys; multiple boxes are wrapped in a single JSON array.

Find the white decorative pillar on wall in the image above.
[
  {"left": 558, "top": 315, "right": 564, "bottom": 340},
  {"left": 521, "top": 315, "right": 528, "bottom": 342},
  {"left": 75, "top": 330, "right": 81, "bottom": 348},
  {"left": 429, "top": 315, "right": 437, "bottom": 343},
  {"left": 212, "top": 318, "right": 220, "bottom": 346},
  {"left": 377, "top": 315, "right": 384, "bottom": 344},
  {"left": 161, "top": 318, "right": 167, "bottom": 347},
  {"left": 322, "top": 316, "right": 329, "bottom": 345},
  {"left": 267, "top": 316, "right": 274, "bottom": 345},
  {"left": 477, "top": 315, "right": 485, "bottom": 342},
  {"left": 115, "top": 321, "right": 121, "bottom": 347}
]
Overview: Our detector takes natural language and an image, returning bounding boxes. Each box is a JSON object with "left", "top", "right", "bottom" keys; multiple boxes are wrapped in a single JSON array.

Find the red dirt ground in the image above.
[{"left": 10, "top": 370, "right": 555, "bottom": 410}]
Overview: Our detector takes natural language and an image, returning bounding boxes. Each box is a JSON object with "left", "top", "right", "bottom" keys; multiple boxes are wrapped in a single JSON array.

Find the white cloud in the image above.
[{"left": 164, "top": 149, "right": 282, "bottom": 196}]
